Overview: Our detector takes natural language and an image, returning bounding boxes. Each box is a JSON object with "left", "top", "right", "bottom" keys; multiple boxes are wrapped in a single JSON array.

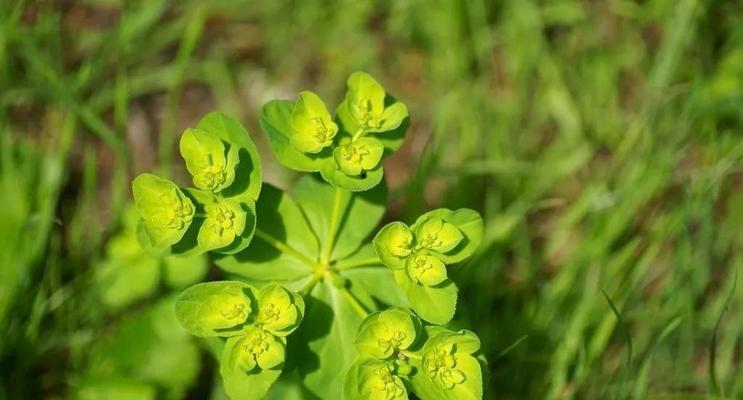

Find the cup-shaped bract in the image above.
[
  {"left": 290, "top": 91, "right": 338, "bottom": 154},
  {"left": 419, "top": 328, "right": 483, "bottom": 398},
  {"left": 197, "top": 198, "right": 247, "bottom": 252},
  {"left": 223, "top": 326, "right": 286, "bottom": 372},
  {"left": 256, "top": 284, "right": 305, "bottom": 336},
  {"left": 342, "top": 71, "right": 408, "bottom": 134},
  {"left": 373, "top": 222, "right": 414, "bottom": 269},
  {"left": 193, "top": 112, "right": 263, "bottom": 203},
  {"left": 355, "top": 307, "right": 420, "bottom": 359},
  {"left": 175, "top": 281, "right": 254, "bottom": 337},
  {"left": 414, "top": 217, "right": 463, "bottom": 255},
  {"left": 334, "top": 137, "right": 384, "bottom": 176},
  {"left": 179, "top": 128, "right": 239, "bottom": 193},
  {"left": 410, "top": 209, "right": 484, "bottom": 264},
  {"left": 133, "top": 173, "right": 195, "bottom": 248},
  {"left": 347, "top": 359, "right": 409, "bottom": 400},
  {"left": 405, "top": 251, "right": 447, "bottom": 287}
]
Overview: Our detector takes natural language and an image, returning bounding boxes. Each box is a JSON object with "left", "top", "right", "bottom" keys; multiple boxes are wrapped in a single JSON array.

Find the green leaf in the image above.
[
  {"left": 215, "top": 184, "right": 316, "bottom": 284},
  {"left": 393, "top": 270, "right": 458, "bottom": 325},
  {"left": 132, "top": 173, "right": 194, "bottom": 248},
  {"left": 175, "top": 281, "right": 257, "bottom": 337},
  {"left": 85, "top": 296, "right": 201, "bottom": 400},
  {"left": 179, "top": 128, "right": 237, "bottom": 193},
  {"left": 291, "top": 91, "right": 338, "bottom": 154},
  {"left": 373, "top": 222, "right": 414, "bottom": 269},
  {"left": 195, "top": 112, "right": 263, "bottom": 202},
  {"left": 162, "top": 253, "right": 208, "bottom": 289},
  {"left": 221, "top": 334, "right": 283, "bottom": 400},
  {"left": 291, "top": 281, "right": 364, "bottom": 399},
  {"left": 260, "top": 100, "right": 331, "bottom": 172},
  {"left": 95, "top": 231, "right": 160, "bottom": 309},
  {"left": 74, "top": 378, "right": 156, "bottom": 400},
  {"left": 96, "top": 255, "right": 160, "bottom": 310},
  {"left": 292, "top": 175, "right": 386, "bottom": 261},
  {"left": 410, "top": 209, "right": 483, "bottom": 264}
]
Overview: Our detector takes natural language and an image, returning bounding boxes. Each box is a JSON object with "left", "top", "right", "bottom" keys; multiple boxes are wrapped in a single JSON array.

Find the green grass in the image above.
[{"left": 0, "top": 0, "right": 741, "bottom": 399}]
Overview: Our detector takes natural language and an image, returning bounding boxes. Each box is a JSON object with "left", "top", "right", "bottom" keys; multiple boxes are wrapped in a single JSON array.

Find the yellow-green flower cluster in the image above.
[
  {"left": 175, "top": 282, "right": 304, "bottom": 373},
  {"left": 346, "top": 308, "right": 420, "bottom": 400},
  {"left": 374, "top": 216, "right": 464, "bottom": 286},
  {"left": 261, "top": 71, "right": 408, "bottom": 191},
  {"left": 132, "top": 112, "right": 262, "bottom": 255}
]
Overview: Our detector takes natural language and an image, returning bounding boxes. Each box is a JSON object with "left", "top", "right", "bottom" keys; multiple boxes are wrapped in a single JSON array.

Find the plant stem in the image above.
[
  {"left": 352, "top": 128, "right": 365, "bottom": 141},
  {"left": 336, "top": 257, "right": 382, "bottom": 271},
  {"left": 254, "top": 228, "right": 316, "bottom": 267},
  {"left": 400, "top": 350, "right": 422, "bottom": 361},
  {"left": 339, "top": 286, "right": 369, "bottom": 319},
  {"left": 320, "top": 186, "right": 344, "bottom": 265},
  {"left": 298, "top": 274, "right": 321, "bottom": 296}
]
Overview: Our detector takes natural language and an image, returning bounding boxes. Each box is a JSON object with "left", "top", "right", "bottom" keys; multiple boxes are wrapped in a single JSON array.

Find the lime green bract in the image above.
[
  {"left": 290, "top": 91, "right": 338, "bottom": 153},
  {"left": 133, "top": 173, "right": 195, "bottom": 248}
]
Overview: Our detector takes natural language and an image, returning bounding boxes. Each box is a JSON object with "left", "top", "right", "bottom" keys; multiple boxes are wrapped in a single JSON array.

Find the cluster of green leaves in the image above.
[
  {"left": 345, "top": 307, "right": 485, "bottom": 400},
  {"left": 133, "top": 112, "right": 262, "bottom": 256},
  {"left": 132, "top": 72, "right": 486, "bottom": 399},
  {"left": 260, "top": 71, "right": 408, "bottom": 191},
  {"left": 175, "top": 281, "right": 304, "bottom": 399}
]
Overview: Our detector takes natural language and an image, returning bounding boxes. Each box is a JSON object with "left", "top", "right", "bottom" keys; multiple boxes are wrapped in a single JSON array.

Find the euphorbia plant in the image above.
[{"left": 131, "top": 72, "right": 486, "bottom": 400}]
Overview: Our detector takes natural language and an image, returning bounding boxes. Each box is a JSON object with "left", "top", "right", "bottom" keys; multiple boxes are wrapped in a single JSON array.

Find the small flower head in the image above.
[
  {"left": 198, "top": 198, "right": 247, "bottom": 251},
  {"left": 228, "top": 326, "right": 285, "bottom": 372},
  {"left": 199, "top": 284, "right": 251, "bottom": 332},
  {"left": 180, "top": 129, "right": 239, "bottom": 193},
  {"left": 423, "top": 342, "right": 466, "bottom": 389},
  {"left": 355, "top": 308, "right": 419, "bottom": 359},
  {"left": 334, "top": 137, "right": 384, "bottom": 176},
  {"left": 405, "top": 251, "right": 447, "bottom": 286},
  {"left": 175, "top": 281, "right": 255, "bottom": 337},
  {"left": 420, "top": 329, "right": 482, "bottom": 393},
  {"left": 414, "top": 217, "right": 463, "bottom": 254},
  {"left": 133, "top": 173, "right": 195, "bottom": 247},
  {"left": 358, "top": 359, "right": 408, "bottom": 400},
  {"left": 290, "top": 91, "right": 338, "bottom": 153},
  {"left": 385, "top": 223, "right": 414, "bottom": 258},
  {"left": 256, "top": 284, "right": 304, "bottom": 336},
  {"left": 345, "top": 71, "right": 408, "bottom": 133}
]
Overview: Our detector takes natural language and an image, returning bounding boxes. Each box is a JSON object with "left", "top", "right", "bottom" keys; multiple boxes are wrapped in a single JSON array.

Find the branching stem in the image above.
[
  {"left": 400, "top": 350, "right": 422, "bottom": 361},
  {"left": 321, "top": 187, "right": 344, "bottom": 264},
  {"left": 254, "top": 228, "right": 316, "bottom": 267},
  {"left": 339, "top": 285, "right": 369, "bottom": 319},
  {"left": 298, "top": 273, "right": 322, "bottom": 296},
  {"left": 336, "top": 257, "right": 382, "bottom": 271}
]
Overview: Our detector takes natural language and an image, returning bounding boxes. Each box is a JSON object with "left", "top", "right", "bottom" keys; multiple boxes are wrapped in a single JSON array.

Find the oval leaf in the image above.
[{"left": 393, "top": 270, "right": 458, "bottom": 325}]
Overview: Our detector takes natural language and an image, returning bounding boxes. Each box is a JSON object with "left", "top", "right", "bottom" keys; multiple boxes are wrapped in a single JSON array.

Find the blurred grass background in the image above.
[{"left": 0, "top": 0, "right": 741, "bottom": 399}]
